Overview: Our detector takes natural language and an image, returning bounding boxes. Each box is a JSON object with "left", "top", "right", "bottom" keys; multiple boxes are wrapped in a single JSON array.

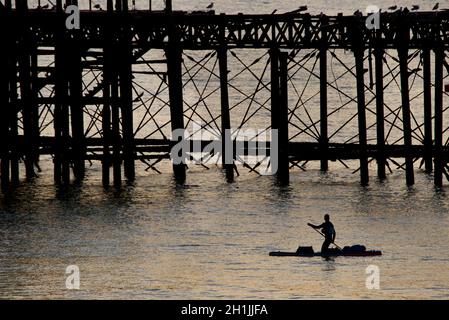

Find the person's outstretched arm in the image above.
[{"left": 308, "top": 223, "right": 323, "bottom": 229}]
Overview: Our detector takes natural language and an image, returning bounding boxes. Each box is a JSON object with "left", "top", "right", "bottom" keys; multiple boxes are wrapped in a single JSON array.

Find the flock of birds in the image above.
[{"left": 29, "top": 2, "right": 446, "bottom": 14}]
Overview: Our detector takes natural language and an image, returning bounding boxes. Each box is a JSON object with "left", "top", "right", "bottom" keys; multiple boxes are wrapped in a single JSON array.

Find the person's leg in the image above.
[{"left": 321, "top": 238, "right": 331, "bottom": 252}]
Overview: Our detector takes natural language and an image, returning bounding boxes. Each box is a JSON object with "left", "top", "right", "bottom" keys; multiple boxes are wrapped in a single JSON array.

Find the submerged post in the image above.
[
  {"left": 69, "top": 28, "right": 85, "bottom": 181},
  {"left": 0, "top": 4, "right": 12, "bottom": 189},
  {"left": 271, "top": 48, "right": 289, "bottom": 184},
  {"left": 167, "top": 13, "right": 186, "bottom": 183},
  {"left": 278, "top": 52, "right": 290, "bottom": 184},
  {"left": 120, "top": 1, "right": 136, "bottom": 182},
  {"left": 319, "top": 15, "right": 328, "bottom": 172},
  {"left": 422, "top": 49, "right": 433, "bottom": 174},
  {"left": 218, "top": 15, "right": 234, "bottom": 182},
  {"left": 434, "top": 47, "right": 444, "bottom": 187},
  {"left": 354, "top": 47, "right": 369, "bottom": 186},
  {"left": 374, "top": 30, "right": 386, "bottom": 180},
  {"left": 398, "top": 45, "right": 414, "bottom": 185},
  {"left": 102, "top": 0, "right": 114, "bottom": 187}
]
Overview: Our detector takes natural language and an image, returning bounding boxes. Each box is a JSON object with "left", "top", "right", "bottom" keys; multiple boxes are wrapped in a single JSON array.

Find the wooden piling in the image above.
[
  {"left": 218, "top": 16, "right": 234, "bottom": 182},
  {"left": 398, "top": 47, "right": 414, "bottom": 185},
  {"left": 374, "top": 32, "right": 386, "bottom": 180},
  {"left": 120, "top": 1, "right": 136, "bottom": 182},
  {"left": 69, "top": 32, "right": 85, "bottom": 181},
  {"left": 354, "top": 48, "right": 369, "bottom": 186},
  {"left": 278, "top": 52, "right": 290, "bottom": 184},
  {"left": 270, "top": 48, "right": 280, "bottom": 178},
  {"left": 270, "top": 48, "right": 289, "bottom": 184},
  {"left": 422, "top": 49, "right": 433, "bottom": 173},
  {"left": 434, "top": 48, "right": 444, "bottom": 187},
  {"left": 111, "top": 3, "right": 122, "bottom": 187},
  {"left": 320, "top": 15, "right": 328, "bottom": 171},
  {"left": 53, "top": 0, "right": 67, "bottom": 184},
  {"left": 17, "top": 1, "right": 37, "bottom": 181},
  {"left": 0, "top": 5, "right": 11, "bottom": 189},
  {"left": 166, "top": 16, "right": 186, "bottom": 183}
]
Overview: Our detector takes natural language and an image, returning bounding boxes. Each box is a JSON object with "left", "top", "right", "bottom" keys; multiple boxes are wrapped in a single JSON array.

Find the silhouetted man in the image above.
[{"left": 308, "top": 214, "right": 336, "bottom": 253}]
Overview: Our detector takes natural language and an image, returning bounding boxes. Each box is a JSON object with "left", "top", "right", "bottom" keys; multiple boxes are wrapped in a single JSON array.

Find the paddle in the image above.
[{"left": 308, "top": 224, "right": 343, "bottom": 250}]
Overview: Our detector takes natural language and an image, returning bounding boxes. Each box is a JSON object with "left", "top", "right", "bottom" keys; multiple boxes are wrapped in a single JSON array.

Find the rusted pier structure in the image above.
[{"left": 0, "top": 0, "right": 449, "bottom": 190}]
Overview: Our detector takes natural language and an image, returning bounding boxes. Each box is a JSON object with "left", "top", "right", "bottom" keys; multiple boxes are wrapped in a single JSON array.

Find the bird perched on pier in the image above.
[
  {"left": 411, "top": 5, "right": 419, "bottom": 11},
  {"left": 287, "top": 6, "right": 308, "bottom": 14},
  {"left": 388, "top": 5, "right": 398, "bottom": 11},
  {"left": 207, "top": 2, "right": 214, "bottom": 9},
  {"left": 433, "top": 3, "right": 439, "bottom": 10},
  {"left": 94, "top": 4, "right": 102, "bottom": 10},
  {"left": 133, "top": 92, "right": 144, "bottom": 103},
  {"left": 353, "top": 9, "right": 363, "bottom": 17}
]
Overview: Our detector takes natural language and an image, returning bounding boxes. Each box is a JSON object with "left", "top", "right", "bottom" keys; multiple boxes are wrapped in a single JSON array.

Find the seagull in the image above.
[
  {"left": 411, "top": 5, "right": 419, "bottom": 11},
  {"left": 94, "top": 4, "right": 102, "bottom": 10},
  {"left": 388, "top": 5, "right": 397, "bottom": 11},
  {"left": 206, "top": 2, "right": 214, "bottom": 9},
  {"left": 287, "top": 6, "right": 308, "bottom": 14},
  {"left": 353, "top": 9, "right": 363, "bottom": 17},
  {"left": 133, "top": 92, "right": 144, "bottom": 103},
  {"left": 433, "top": 3, "right": 439, "bottom": 10}
]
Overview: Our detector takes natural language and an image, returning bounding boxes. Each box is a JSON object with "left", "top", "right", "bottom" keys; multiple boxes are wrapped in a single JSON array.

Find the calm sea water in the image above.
[{"left": 1, "top": 0, "right": 449, "bottom": 299}]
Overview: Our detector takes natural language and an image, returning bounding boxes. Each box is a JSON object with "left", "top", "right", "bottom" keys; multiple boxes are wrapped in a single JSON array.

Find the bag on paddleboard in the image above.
[
  {"left": 342, "top": 244, "right": 366, "bottom": 253},
  {"left": 296, "top": 246, "right": 314, "bottom": 254}
]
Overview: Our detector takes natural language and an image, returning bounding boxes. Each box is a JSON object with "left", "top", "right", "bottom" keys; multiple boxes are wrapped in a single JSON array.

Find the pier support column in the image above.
[
  {"left": 218, "top": 15, "right": 234, "bottom": 182},
  {"left": 17, "top": 1, "right": 38, "bottom": 181},
  {"left": 0, "top": 5, "right": 12, "bottom": 190},
  {"left": 218, "top": 46, "right": 234, "bottom": 182},
  {"left": 68, "top": 1, "right": 85, "bottom": 181},
  {"left": 422, "top": 49, "right": 433, "bottom": 174},
  {"left": 374, "top": 39, "right": 386, "bottom": 180},
  {"left": 101, "top": 0, "right": 115, "bottom": 187},
  {"left": 319, "top": 16, "right": 328, "bottom": 171},
  {"left": 111, "top": 74, "right": 122, "bottom": 187},
  {"left": 434, "top": 48, "right": 444, "bottom": 187},
  {"left": 270, "top": 49, "right": 289, "bottom": 184},
  {"left": 102, "top": 77, "right": 111, "bottom": 187},
  {"left": 120, "top": 1, "right": 135, "bottom": 183},
  {"left": 354, "top": 48, "right": 369, "bottom": 186},
  {"left": 69, "top": 45, "right": 85, "bottom": 181},
  {"left": 278, "top": 52, "right": 290, "bottom": 184},
  {"left": 53, "top": 0, "right": 72, "bottom": 184},
  {"left": 166, "top": 46, "right": 186, "bottom": 183},
  {"left": 398, "top": 47, "right": 415, "bottom": 186},
  {"left": 8, "top": 1, "right": 19, "bottom": 185}
]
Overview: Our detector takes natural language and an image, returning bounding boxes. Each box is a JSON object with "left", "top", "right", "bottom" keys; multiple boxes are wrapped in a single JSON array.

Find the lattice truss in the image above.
[
  {"left": 26, "top": 42, "right": 449, "bottom": 177},
  {"left": 287, "top": 47, "right": 449, "bottom": 176}
]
